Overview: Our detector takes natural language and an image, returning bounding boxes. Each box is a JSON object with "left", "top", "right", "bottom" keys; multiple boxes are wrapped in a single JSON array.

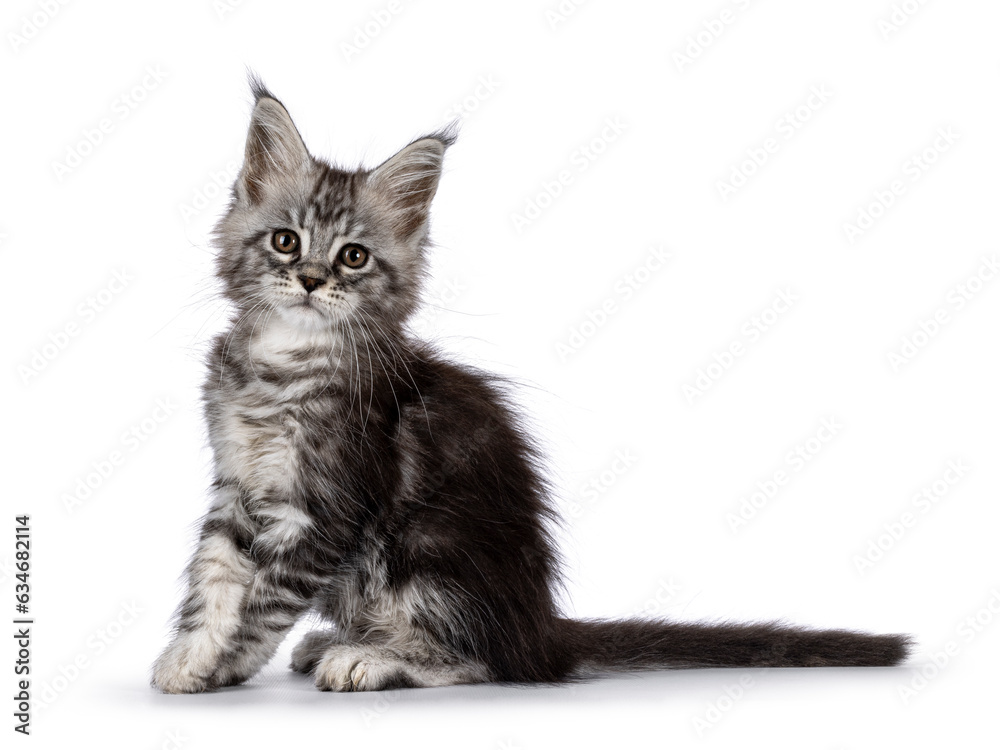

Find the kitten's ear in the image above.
[
  {"left": 237, "top": 82, "right": 310, "bottom": 205},
  {"left": 368, "top": 130, "right": 454, "bottom": 238}
]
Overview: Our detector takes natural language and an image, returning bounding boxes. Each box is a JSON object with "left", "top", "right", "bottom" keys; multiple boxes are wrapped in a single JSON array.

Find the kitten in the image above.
[{"left": 151, "top": 79, "right": 910, "bottom": 693}]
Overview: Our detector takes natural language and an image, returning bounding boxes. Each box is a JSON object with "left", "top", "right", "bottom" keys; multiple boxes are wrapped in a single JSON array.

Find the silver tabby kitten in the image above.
[{"left": 152, "top": 80, "right": 909, "bottom": 694}]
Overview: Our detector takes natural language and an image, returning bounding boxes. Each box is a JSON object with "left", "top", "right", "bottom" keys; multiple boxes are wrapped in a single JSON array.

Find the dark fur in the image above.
[{"left": 151, "top": 80, "right": 910, "bottom": 694}]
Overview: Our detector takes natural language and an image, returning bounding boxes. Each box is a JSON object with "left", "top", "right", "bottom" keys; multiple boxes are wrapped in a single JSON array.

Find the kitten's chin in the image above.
[{"left": 277, "top": 301, "right": 335, "bottom": 332}]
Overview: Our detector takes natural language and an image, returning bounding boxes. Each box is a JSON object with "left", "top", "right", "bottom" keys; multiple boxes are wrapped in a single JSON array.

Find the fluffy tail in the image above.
[{"left": 558, "top": 618, "right": 911, "bottom": 673}]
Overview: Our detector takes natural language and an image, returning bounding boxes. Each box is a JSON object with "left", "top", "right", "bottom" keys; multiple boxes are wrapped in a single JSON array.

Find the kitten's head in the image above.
[{"left": 213, "top": 78, "right": 452, "bottom": 334}]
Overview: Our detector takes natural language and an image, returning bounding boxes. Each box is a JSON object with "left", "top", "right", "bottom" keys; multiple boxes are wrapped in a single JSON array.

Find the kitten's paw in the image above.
[
  {"left": 151, "top": 639, "right": 217, "bottom": 694},
  {"left": 314, "top": 646, "right": 363, "bottom": 691},
  {"left": 290, "top": 629, "right": 338, "bottom": 674},
  {"left": 314, "top": 646, "right": 406, "bottom": 692}
]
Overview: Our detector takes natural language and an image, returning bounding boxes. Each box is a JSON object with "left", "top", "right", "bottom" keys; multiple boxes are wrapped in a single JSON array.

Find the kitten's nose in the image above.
[{"left": 298, "top": 275, "right": 326, "bottom": 294}]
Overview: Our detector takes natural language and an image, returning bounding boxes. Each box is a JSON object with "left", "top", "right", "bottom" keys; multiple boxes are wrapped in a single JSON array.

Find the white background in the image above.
[{"left": 4, "top": 0, "right": 998, "bottom": 747}]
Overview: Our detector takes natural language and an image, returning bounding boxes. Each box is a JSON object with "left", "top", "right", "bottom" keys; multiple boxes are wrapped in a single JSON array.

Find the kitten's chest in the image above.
[{"left": 210, "top": 397, "right": 315, "bottom": 497}]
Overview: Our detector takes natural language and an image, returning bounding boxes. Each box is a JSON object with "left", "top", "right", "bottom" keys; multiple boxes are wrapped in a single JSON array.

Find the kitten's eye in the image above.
[
  {"left": 340, "top": 244, "right": 369, "bottom": 269},
  {"left": 272, "top": 230, "right": 300, "bottom": 254}
]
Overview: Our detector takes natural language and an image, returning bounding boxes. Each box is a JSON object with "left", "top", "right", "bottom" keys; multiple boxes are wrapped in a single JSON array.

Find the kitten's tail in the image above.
[{"left": 557, "top": 618, "right": 911, "bottom": 674}]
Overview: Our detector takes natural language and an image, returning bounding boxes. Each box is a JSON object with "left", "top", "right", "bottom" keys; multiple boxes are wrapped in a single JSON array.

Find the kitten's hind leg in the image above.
[
  {"left": 313, "top": 643, "right": 488, "bottom": 692},
  {"left": 290, "top": 629, "right": 339, "bottom": 674}
]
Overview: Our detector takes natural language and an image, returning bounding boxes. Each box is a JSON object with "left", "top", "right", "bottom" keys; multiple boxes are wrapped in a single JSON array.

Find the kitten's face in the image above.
[{"left": 213, "top": 90, "right": 450, "bottom": 335}]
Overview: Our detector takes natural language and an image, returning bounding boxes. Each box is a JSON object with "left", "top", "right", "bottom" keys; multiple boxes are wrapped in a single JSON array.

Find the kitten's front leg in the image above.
[
  {"left": 152, "top": 485, "right": 254, "bottom": 694},
  {"left": 207, "top": 564, "right": 321, "bottom": 688}
]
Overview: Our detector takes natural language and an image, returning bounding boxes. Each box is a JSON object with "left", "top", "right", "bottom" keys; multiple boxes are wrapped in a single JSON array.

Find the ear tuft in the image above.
[{"left": 247, "top": 69, "right": 275, "bottom": 105}]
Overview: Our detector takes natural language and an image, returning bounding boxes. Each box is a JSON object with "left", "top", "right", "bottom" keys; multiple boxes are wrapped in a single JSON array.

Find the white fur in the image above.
[
  {"left": 213, "top": 399, "right": 302, "bottom": 495},
  {"left": 205, "top": 484, "right": 254, "bottom": 538},
  {"left": 152, "top": 534, "right": 252, "bottom": 693},
  {"left": 250, "top": 314, "right": 342, "bottom": 369},
  {"left": 255, "top": 502, "right": 312, "bottom": 550}
]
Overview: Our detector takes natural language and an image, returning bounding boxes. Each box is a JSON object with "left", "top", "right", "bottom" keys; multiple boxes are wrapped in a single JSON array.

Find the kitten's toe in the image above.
[
  {"left": 350, "top": 662, "right": 368, "bottom": 689},
  {"left": 314, "top": 645, "right": 403, "bottom": 692}
]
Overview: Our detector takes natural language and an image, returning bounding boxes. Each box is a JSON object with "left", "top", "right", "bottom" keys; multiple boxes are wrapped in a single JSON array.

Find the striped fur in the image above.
[{"left": 151, "top": 80, "right": 910, "bottom": 694}]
